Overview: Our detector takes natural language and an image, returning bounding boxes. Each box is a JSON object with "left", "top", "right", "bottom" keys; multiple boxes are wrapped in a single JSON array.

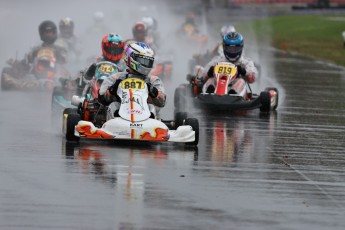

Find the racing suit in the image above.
[
  {"left": 99, "top": 72, "right": 166, "bottom": 120},
  {"left": 1, "top": 43, "right": 67, "bottom": 90},
  {"left": 26, "top": 42, "right": 67, "bottom": 65},
  {"left": 200, "top": 54, "right": 258, "bottom": 99}
]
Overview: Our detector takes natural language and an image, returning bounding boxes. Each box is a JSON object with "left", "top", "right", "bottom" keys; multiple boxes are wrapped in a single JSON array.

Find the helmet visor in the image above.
[
  {"left": 223, "top": 44, "right": 242, "bottom": 54},
  {"left": 104, "top": 44, "right": 124, "bottom": 57},
  {"left": 132, "top": 53, "right": 154, "bottom": 68}
]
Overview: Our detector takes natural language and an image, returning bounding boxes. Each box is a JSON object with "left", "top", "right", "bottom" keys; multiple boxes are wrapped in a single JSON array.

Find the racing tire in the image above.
[
  {"left": 174, "top": 87, "right": 186, "bottom": 112},
  {"left": 1, "top": 68, "right": 13, "bottom": 91},
  {"left": 260, "top": 91, "right": 271, "bottom": 112},
  {"left": 65, "top": 114, "right": 80, "bottom": 142},
  {"left": 184, "top": 118, "right": 199, "bottom": 146},
  {"left": 174, "top": 112, "right": 188, "bottom": 129},
  {"left": 174, "top": 85, "right": 192, "bottom": 112},
  {"left": 265, "top": 87, "right": 279, "bottom": 111},
  {"left": 63, "top": 108, "right": 78, "bottom": 115},
  {"left": 1, "top": 71, "right": 6, "bottom": 91}
]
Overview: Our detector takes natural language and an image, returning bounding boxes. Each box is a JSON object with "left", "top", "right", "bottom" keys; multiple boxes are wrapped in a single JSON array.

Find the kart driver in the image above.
[
  {"left": 125, "top": 21, "right": 158, "bottom": 52},
  {"left": 199, "top": 32, "right": 258, "bottom": 99},
  {"left": 99, "top": 42, "right": 166, "bottom": 120},
  {"left": 55, "top": 17, "right": 82, "bottom": 62},
  {"left": 191, "top": 24, "right": 236, "bottom": 69},
  {"left": 26, "top": 20, "right": 67, "bottom": 65},
  {"left": 83, "top": 33, "right": 126, "bottom": 80},
  {"left": 1, "top": 20, "right": 68, "bottom": 90}
]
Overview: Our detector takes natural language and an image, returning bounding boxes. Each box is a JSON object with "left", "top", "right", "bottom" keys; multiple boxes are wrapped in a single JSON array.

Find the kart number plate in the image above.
[
  {"left": 36, "top": 48, "right": 55, "bottom": 59},
  {"left": 98, "top": 64, "right": 115, "bottom": 74},
  {"left": 214, "top": 64, "right": 237, "bottom": 76},
  {"left": 121, "top": 78, "right": 145, "bottom": 90}
]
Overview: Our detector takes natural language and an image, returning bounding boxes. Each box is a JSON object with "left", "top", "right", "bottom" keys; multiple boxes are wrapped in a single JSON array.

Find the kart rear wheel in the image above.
[
  {"left": 65, "top": 114, "right": 80, "bottom": 142},
  {"left": 265, "top": 87, "right": 279, "bottom": 110},
  {"left": 260, "top": 91, "right": 271, "bottom": 112},
  {"left": 175, "top": 112, "right": 188, "bottom": 129},
  {"left": 184, "top": 118, "right": 199, "bottom": 146}
]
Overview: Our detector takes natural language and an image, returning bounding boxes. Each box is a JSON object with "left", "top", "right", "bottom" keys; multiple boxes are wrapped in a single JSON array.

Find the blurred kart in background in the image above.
[
  {"left": 150, "top": 53, "right": 173, "bottom": 83},
  {"left": 1, "top": 47, "right": 71, "bottom": 91}
]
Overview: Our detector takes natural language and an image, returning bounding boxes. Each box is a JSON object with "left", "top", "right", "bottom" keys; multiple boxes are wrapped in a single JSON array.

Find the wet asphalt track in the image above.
[
  {"left": 1, "top": 48, "right": 345, "bottom": 229},
  {"left": 2, "top": 0, "right": 345, "bottom": 229}
]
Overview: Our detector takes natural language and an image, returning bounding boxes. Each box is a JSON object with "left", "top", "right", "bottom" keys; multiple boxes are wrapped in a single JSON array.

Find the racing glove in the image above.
[
  {"left": 108, "top": 79, "right": 122, "bottom": 96},
  {"left": 236, "top": 65, "right": 247, "bottom": 76},
  {"left": 207, "top": 66, "right": 214, "bottom": 78},
  {"left": 147, "top": 83, "right": 159, "bottom": 98},
  {"left": 98, "top": 91, "right": 110, "bottom": 106},
  {"left": 84, "top": 63, "right": 96, "bottom": 80}
]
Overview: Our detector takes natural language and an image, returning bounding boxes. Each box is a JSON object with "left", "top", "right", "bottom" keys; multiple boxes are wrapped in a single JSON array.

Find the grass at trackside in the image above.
[{"left": 236, "top": 14, "right": 345, "bottom": 66}]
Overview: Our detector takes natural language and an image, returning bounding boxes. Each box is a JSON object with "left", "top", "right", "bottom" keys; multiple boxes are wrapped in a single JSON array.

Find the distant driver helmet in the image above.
[
  {"left": 38, "top": 20, "right": 58, "bottom": 45},
  {"left": 132, "top": 21, "right": 148, "bottom": 42},
  {"left": 59, "top": 17, "right": 74, "bottom": 38},
  {"left": 94, "top": 11, "right": 104, "bottom": 23},
  {"left": 220, "top": 24, "right": 236, "bottom": 38},
  {"left": 141, "top": 16, "right": 157, "bottom": 31}
]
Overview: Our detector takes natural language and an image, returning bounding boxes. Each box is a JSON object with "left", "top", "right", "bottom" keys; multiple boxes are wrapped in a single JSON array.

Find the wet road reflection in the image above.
[{"left": 61, "top": 142, "right": 198, "bottom": 229}]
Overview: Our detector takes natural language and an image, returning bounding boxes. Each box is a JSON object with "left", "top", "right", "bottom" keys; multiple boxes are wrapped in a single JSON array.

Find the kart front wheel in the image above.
[
  {"left": 260, "top": 91, "right": 271, "bottom": 112},
  {"left": 174, "top": 85, "right": 191, "bottom": 113},
  {"left": 184, "top": 118, "right": 199, "bottom": 146},
  {"left": 65, "top": 114, "right": 80, "bottom": 142},
  {"left": 174, "top": 87, "right": 186, "bottom": 112},
  {"left": 175, "top": 112, "right": 188, "bottom": 129},
  {"left": 63, "top": 108, "right": 78, "bottom": 115}
]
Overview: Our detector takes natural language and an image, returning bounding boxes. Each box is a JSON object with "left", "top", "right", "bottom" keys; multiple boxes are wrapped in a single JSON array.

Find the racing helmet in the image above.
[
  {"left": 124, "top": 42, "right": 154, "bottom": 76},
  {"left": 141, "top": 16, "right": 157, "bottom": 31},
  {"left": 132, "top": 21, "right": 148, "bottom": 42},
  {"left": 38, "top": 20, "right": 58, "bottom": 45},
  {"left": 94, "top": 11, "right": 104, "bottom": 23},
  {"left": 220, "top": 24, "right": 236, "bottom": 38},
  {"left": 223, "top": 32, "right": 243, "bottom": 62},
  {"left": 59, "top": 17, "right": 74, "bottom": 38},
  {"left": 101, "top": 33, "right": 125, "bottom": 62},
  {"left": 185, "top": 11, "right": 196, "bottom": 25}
]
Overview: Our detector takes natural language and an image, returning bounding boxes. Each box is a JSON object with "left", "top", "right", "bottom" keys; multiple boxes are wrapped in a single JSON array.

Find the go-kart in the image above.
[
  {"left": 174, "top": 62, "right": 278, "bottom": 113},
  {"left": 1, "top": 47, "right": 70, "bottom": 91},
  {"left": 63, "top": 76, "right": 199, "bottom": 145},
  {"left": 51, "top": 61, "right": 119, "bottom": 117}
]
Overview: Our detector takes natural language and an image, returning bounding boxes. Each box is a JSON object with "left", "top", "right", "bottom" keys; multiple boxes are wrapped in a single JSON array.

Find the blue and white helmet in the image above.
[
  {"left": 124, "top": 42, "right": 155, "bottom": 76},
  {"left": 223, "top": 32, "right": 243, "bottom": 62}
]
